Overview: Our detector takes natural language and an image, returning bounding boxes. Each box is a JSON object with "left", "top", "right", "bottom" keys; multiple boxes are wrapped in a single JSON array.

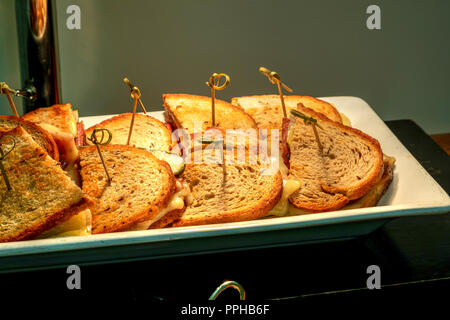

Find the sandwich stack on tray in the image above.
[{"left": 0, "top": 70, "right": 395, "bottom": 243}]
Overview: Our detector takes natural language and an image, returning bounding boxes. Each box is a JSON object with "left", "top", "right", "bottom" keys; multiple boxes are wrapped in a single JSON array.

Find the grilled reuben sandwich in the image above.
[
  {"left": 286, "top": 105, "right": 385, "bottom": 212},
  {"left": 79, "top": 145, "right": 189, "bottom": 233},
  {"left": 168, "top": 141, "right": 283, "bottom": 227},
  {"left": 231, "top": 95, "right": 344, "bottom": 164},
  {"left": 163, "top": 94, "right": 257, "bottom": 134},
  {"left": 85, "top": 113, "right": 173, "bottom": 152},
  {"left": 0, "top": 126, "right": 93, "bottom": 242}
]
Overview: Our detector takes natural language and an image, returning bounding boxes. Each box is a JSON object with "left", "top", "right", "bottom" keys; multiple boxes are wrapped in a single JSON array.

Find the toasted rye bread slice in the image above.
[
  {"left": 79, "top": 145, "right": 177, "bottom": 234},
  {"left": 0, "top": 126, "right": 93, "bottom": 242},
  {"left": 170, "top": 147, "right": 283, "bottom": 227},
  {"left": 85, "top": 113, "right": 172, "bottom": 152},
  {"left": 0, "top": 115, "right": 59, "bottom": 161},
  {"left": 343, "top": 155, "right": 395, "bottom": 209},
  {"left": 163, "top": 93, "right": 258, "bottom": 134},
  {"left": 21, "top": 103, "right": 77, "bottom": 135},
  {"left": 288, "top": 155, "right": 395, "bottom": 215},
  {"left": 231, "top": 95, "right": 343, "bottom": 128},
  {"left": 287, "top": 105, "right": 384, "bottom": 212}
]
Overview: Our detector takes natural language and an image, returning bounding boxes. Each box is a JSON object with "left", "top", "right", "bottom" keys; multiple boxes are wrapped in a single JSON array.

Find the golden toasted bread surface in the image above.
[
  {"left": 232, "top": 95, "right": 343, "bottom": 126},
  {"left": 21, "top": 103, "right": 76, "bottom": 135},
  {"left": 163, "top": 94, "right": 258, "bottom": 134},
  {"left": 85, "top": 113, "right": 172, "bottom": 152},
  {"left": 0, "top": 126, "right": 91, "bottom": 242},
  {"left": 79, "top": 145, "right": 176, "bottom": 234}
]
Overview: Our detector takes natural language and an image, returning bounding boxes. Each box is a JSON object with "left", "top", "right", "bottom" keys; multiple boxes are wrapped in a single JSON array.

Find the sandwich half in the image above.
[
  {"left": 0, "top": 126, "right": 93, "bottom": 242},
  {"left": 231, "top": 94, "right": 343, "bottom": 129},
  {"left": 21, "top": 103, "right": 84, "bottom": 170},
  {"left": 163, "top": 93, "right": 258, "bottom": 134},
  {"left": 286, "top": 105, "right": 384, "bottom": 212},
  {"left": 85, "top": 113, "right": 173, "bottom": 152},
  {"left": 169, "top": 142, "right": 283, "bottom": 227},
  {"left": 79, "top": 145, "right": 189, "bottom": 233}
]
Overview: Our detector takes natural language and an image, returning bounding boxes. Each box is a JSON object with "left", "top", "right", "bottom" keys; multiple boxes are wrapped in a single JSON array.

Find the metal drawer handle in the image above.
[{"left": 209, "top": 280, "right": 246, "bottom": 300}]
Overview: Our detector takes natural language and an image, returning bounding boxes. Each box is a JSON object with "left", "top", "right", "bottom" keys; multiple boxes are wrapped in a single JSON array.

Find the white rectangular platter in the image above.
[{"left": 1, "top": 96, "right": 449, "bottom": 273}]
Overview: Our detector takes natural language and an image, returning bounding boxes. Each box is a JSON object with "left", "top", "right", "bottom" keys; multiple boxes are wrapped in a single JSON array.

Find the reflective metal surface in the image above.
[{"left": 15, "top": 0, "right": 59, "bottom": 112}]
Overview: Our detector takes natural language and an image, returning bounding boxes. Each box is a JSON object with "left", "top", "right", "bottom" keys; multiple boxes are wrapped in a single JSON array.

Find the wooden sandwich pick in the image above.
[
  {"left": 205, "top": 73, "right": 230, "bottom": 127},
  {"left": 123, "top": 78, "right": 147, "bottom": 114},
  {"left": 290, "top": 108, "right": 324, "bottom": 153},
  {"left": 259, "top": 67, "right": 324, "bottom": 153},
  {"left": 205, "top": 73, "right": 230, "bottom": 182},
  {"left": 87, "top": 128, "right": 112, "bottom": 185},
  {"left": 0, "top": 135, "right": 16, "bottom": 191},
  {"left": 0, "top": 82, "right": 20, "bottom": 117},
  {"left": 123, "top": 77, "right": 147, "bottom": 146},
  {"left": 259, "top": 66, "right": 293, "bottom": 118}
]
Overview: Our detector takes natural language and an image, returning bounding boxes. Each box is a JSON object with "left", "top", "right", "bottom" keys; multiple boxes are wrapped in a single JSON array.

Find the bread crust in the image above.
[
  {"left": 344, "top": 155, "right": 395, "bottom": 209},
  {"left": 85, "top": 113, "right": 173, "bottom": 151},
  {"left": 0, "top": 195, "right": 94, "bottom": 243},
  {"left": 21, "top": 103, "right": 74, "bottom": 134},
  {"left": 163, "top": 93, "right": 258, "bottom": 132},
  {"left": 288, "top": 188, "right": 350, "bottom": 213},
  {"left": 147, "top": 207, "right": 186, "bottom": 229},
  {"left": 289, "top": 96, "right": 342, "bottom": 123},
  {"left": 79, "top": 145, "right": 177, "bottom": 234},
  {"left": 0, "top": 115, "right": 59, "bottom": 161},
  {"left": 85, "top": 113, "right": 167, "bottom": 134},
  {"left": 231, "top": 94, "right": 343, "bottom": 123}
]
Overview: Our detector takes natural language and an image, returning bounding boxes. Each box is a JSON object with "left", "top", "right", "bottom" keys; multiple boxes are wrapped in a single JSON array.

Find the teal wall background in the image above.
[
  {"left": 1, "top": 0, "right": 449, "bottom": 134},
  {"left": 0, "top": 0, "right": 22, "bottom": 115}
]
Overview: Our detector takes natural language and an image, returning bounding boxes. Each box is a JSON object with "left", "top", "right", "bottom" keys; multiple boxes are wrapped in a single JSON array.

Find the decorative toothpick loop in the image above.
[
  {"left": 87, "top": 128, "right": 112, "bottom": 185},
  {"left": 290, "top": 109, "right": 323, "bottom": 152},
  {"left": 206, "top": 73, "right": 230, "bottom": 127},
  {"left": 0, "top": 82, "right": 36, "bottom": 100},
  {"left": 0, "top": 82, "right": 20, "bottom": 117},
  {"left": 123, "top": 78, "right": 144, "bottom": 146},
  {"left": 259, "top": 67, "right": 293, "bottom": 118},
  {"left": 123, "top": 78, "right": 147, "bottom": 114},
  {"left": 0, "top": 135, "right": 16, "bottom": 191}
]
